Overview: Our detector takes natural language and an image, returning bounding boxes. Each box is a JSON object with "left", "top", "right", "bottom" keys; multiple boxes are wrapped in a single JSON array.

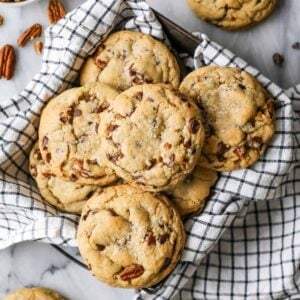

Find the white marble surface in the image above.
[{"left": 0, "top": 0, "right": 300, "bottom": 299}]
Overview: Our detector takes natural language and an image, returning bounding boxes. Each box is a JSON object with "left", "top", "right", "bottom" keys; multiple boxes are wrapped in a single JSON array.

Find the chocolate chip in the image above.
[
  {"left": 217, "top": 142, "right": 229, "bottom": 156},
  {"left": 108, "top": 208, "right": 118, "bottom": 216},
  {"left": 70, "top": 174, "right": 78, "bottom": 181},
  {"left": 87, "top": 159, "right": 97, "bottom": 165},
  {"left": 159, "top": 258, "right": 171, "bottom": 272},
  {"left": 174, "top": 91, "right": 188, "bottom": 102},
  {"left": 34, "top": 149, "right": 42, "bottom": 160},
  {"left": 145, "top": 159, "right": 157, "bottom": 170},
  {"left": 59, "top": 113, "right": 68, "bottom": 123},
  {"left": 136, "top": 91, "right": 143, "bottom": 101},
  {"left": 206, "top": 124, "right": 215, "bottom": 137},
  {"left": 96, "top": 244, "right": 105, "bottom": 251},
  {"left": 129, "top": 68, "right": 137, "bottom": 76},
  {"left": 82, "top": 210, "right": 91, "bottom": 221},
  {"left": 145, "top": 78, "right": 153, "bottom": 84},
  {"left": 42, "top": 136, "right": 48, "bottom": 150},
  {"left": 292, "top": 42, "right": 300, "bottom": 50},
  {"left": 189, "top": 118, "right": 200, "bottom": 134},
  {"left": 158, "top": 233, "right": 169, "bottom": 244},
  {"left": 145, "top": 231, "right": 156, "bottom": 246},
  {"left": 45, "top": 153, "right": 51, "bottom": 163},
  {"left": 273, "top": 53, "right": 284, "bottom": 66},
  {"left": 239, "top": 84, "right": 246, "bottom": 90},
  {"left": 107, "top": 123, "right": 119, "bottom": 132},
  {"left": 183, "top": 139, "right": 192, "bottom": 149},
  {"left": 92, "top": 106, "right": 104, "bottom": 113},
  {"left": 73, "top": 109, "right": 82, "bottom": 117},
  {"left": 248, "top": 136, "right": 263, "bottom": 148}
]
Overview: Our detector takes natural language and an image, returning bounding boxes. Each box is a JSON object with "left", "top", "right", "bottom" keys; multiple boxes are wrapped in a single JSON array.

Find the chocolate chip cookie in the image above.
[
  {"left": 77, "top": 184, "right": 185, "bottom": 288},
  {"left": 80, "top": 31, "right": 180, "bottom": 91},
  {"left": 166, "top": 165, "right": 218, "bottom": 216},
  {"left": 180, "top": 66, "right": 275, "bottom": 171},
  {"left": 188, "top": 0, "right": 277, "bottom": 30},
  {"left": 100, "top": 84, "right": 205, "bottom": 192},
  {"left": 4, "top": 287, "right": 66, "bottom": 300},
  {"left": 29, "top": 142, "right": 98, "bottom": 213},
  {"left": 39, "top": 83, "right": 119, "bottom": 185}
]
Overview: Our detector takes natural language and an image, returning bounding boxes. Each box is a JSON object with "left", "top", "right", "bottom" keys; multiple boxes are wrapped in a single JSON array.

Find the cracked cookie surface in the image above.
[
  {"left": 4, "top": 287, "right": 66, "bottom": 300},
  {"left": 180, "top": 66, "right": 275, "bottom": 171},
  {"left": 99, "top": 84, "right": 205, "bottom": 192},
  {"left": 166, "top": 165, "right": 218, "bottom": 216},
  {"left": 188, "top": 0, "right": 277, "bottom": 30},
  {"left": 77, "top": 184, "right": 185, "bottom": 288},
  {"left": 80, "top": 30, "right": 180, "bottom": 91},
  {"left": 39, "top": 83, "right": 119, "bottom": 185},
  {"left": 29, "top": 142, "right": 98, "bottom": 213}
]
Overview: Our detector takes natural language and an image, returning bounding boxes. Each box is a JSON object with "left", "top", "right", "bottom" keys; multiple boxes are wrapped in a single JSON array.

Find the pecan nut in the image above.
[
  {"left": 0, "top": 44, "right": 16, "bottom": 80},
  {"left": 48, "top": 0, "right": 66, "bottom": 25},
  {"left": 119, "top": 264, "right": 144, "bottom": 281},
  {"left": 17, "top": 23, "right": 42, "bottom": 47},
  {"left": 34, "top": 41, "right": 43, "bottom": 55}
]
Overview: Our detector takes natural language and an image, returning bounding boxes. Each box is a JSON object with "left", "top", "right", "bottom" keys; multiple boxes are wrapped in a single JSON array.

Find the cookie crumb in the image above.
[
  {"left": 0, "top": 15, "right": 4, "bottom": 26},
  {"left": 272, "top": 53, "right": 284, "bottom": 66}
]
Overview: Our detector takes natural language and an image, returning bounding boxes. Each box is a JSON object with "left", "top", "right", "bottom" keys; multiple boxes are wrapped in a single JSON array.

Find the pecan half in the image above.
[
  {"left": 34, "top": 41, "right": 43, "bottom": 55},
  {"left": 17, "top": 24, "right": 42, "bottom": 47},
  {"left": 119, "top": 264, "right": 144, "bottom": 281},
  {"left": 0, "top": 44, "right": 16, "bottom": 80},
  {"left": 48, "top": 0, "right": 66, "bottom": 25}
]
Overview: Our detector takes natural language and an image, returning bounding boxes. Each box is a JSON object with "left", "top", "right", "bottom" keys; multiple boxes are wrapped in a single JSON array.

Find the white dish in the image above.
[{"left": 0, "top": 0, "right": 39, "bottom": 7}]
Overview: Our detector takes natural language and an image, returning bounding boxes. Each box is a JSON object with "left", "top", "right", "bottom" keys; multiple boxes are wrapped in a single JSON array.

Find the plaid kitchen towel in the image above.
[{"left": 0, "top": 0, "right": 299, "bottom": 299}]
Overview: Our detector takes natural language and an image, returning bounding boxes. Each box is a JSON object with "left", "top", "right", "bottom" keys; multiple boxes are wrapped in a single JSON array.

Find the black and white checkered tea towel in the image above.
[{"left": 0, "top": 1, "right": 299, "bottom": 299}]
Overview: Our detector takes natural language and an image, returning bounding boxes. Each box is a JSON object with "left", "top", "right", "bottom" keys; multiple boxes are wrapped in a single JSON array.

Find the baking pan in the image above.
[{"left": 51, "top": 9, "right": 202, "bottom": 294}]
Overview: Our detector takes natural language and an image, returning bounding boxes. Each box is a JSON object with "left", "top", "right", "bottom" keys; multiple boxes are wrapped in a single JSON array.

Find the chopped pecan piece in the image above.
[
  {"left": 34, "top": 41, "right": 43, "bottom": 55},
  {"left": 234, "top": 146, "right": 246, "bottom": 160},
  {"left": 119, "top": 264, "right": 144, "bottom": 281},
  {"left": 95, "top": 59, "right": 107, "bottom": 69}
]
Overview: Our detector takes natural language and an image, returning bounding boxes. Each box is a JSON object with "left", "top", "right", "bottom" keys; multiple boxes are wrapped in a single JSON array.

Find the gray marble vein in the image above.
[{"left": 0, "top": 0, "right": 299, "bottom": 299}]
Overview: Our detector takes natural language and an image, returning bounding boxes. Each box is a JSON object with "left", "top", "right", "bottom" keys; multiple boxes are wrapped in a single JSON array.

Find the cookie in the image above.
[
  {"left": 188, "top": 0, "right": 277, "bottom": 30},
  {"left": 80, "top": 30, "right": 180, "bottom": 91},
  {"left": 166, "top": 165, "right": 217, "bottom": 216},
  {"left": 29, "top": 142, "right": 98, "bottom": 213},
  {"left": 100, "top": 84, "right": 205, "bottom": 192},
  {"left": 77, "top": 184, "right": 185, "bottom": 288},
  {"left": 180, "top": 66, "right": 275, "bottom": 171},
  {"left": 4, "top": 287, "right": 66, "bottom": 300},
  {"left": 39, "top": 83, "right": 119, "bottom": 185}
]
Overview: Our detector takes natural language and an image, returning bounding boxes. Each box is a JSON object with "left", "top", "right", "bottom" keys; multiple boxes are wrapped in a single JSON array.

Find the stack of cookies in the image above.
[{"left": 29, "top": 30, "right": 275, "bottom": 289}]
